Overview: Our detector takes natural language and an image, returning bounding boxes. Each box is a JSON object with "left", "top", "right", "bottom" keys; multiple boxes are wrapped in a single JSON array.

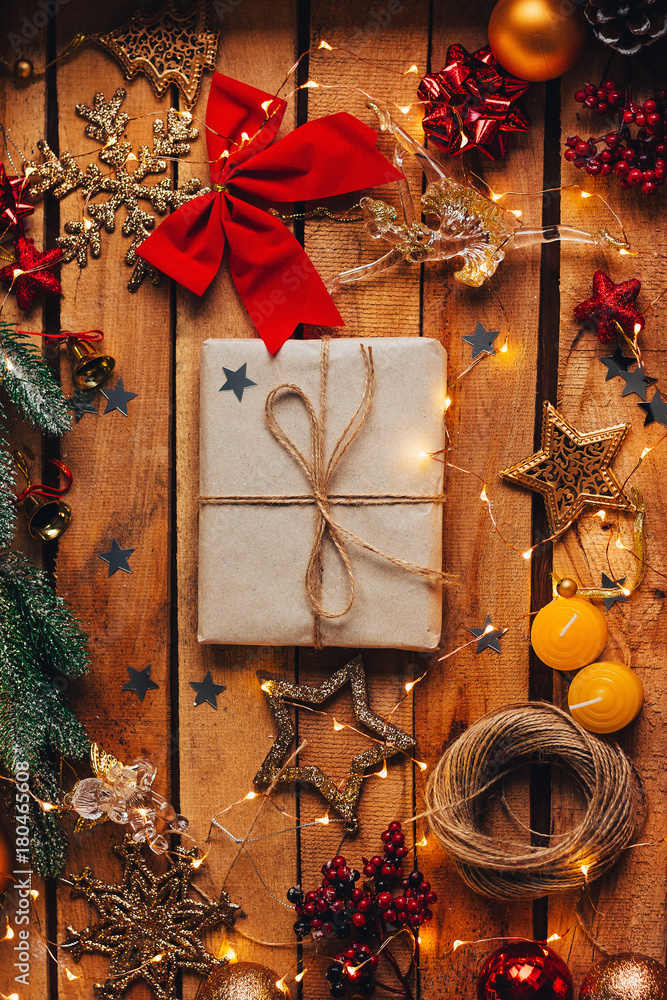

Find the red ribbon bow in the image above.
[
  {"left": 137, "top": 74, "right": 402, "bottom": 353},
  {"left": 418, "top": 45, "right": 531, "bottom": 161}
]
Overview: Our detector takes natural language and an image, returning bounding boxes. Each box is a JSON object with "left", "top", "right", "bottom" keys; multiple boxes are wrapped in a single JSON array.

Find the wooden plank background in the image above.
[{"left": 0, "top": 2, "right": 665, "bottom": 999}]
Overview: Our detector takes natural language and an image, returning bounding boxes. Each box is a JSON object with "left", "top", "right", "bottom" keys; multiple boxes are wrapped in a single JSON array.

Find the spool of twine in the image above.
[{"left": 424, "top": 702, "right": 645, "bottom": 900}]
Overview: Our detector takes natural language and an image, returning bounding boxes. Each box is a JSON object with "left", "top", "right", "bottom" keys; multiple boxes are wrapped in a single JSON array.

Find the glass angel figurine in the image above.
[{"left": 327, "top": 103, "right": 626, "bottom": 292}]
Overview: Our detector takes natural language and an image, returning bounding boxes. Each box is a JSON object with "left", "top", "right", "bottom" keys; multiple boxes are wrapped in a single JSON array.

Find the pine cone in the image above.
[{"left": 584, "top": 0, "right": 667, "bottom": 54}]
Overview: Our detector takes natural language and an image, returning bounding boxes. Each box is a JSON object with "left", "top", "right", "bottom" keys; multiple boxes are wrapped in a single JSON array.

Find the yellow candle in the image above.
[
  {"left": 568, "top": 661, "right": 643, "bottom": 733},
  {"left": 531, "top": 596, "right": 607, "bottom": 671}
]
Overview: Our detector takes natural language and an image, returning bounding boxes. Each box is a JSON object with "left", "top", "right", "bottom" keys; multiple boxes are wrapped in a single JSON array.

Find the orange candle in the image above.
[
  {"left": 531, "top": 596, "right": 607, "bottom": 671},
  {"left": 568, "top": 661, "right": 643, "bottom": 733}
]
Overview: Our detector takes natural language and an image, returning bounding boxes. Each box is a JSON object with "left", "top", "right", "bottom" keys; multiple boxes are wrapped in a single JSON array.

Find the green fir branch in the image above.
[
  {"left": 0, "top": 553, "right": 89, "bottom": 876},
  {"left": 0, "top": 323, "right": 71, "bottom": 436}
]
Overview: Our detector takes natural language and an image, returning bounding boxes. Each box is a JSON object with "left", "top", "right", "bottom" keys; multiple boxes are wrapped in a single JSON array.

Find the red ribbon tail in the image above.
[
  {"left": 225, "top": 198, "right": 343, "bottom": 354},
  {"left": 15, "top": 459, "right": 72, "bottom": 503},
  {"left": 136, "top": 191, "right": 225, "bottom": 296}
]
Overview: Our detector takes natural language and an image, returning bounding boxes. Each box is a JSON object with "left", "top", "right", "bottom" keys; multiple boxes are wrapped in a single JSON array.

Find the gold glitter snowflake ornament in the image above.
[
  {"left": 25, "top": 88, "right": 208, "bottom": 291},
  {"left": 63, "top": 835, "right": 239, "bottom": 1000}
]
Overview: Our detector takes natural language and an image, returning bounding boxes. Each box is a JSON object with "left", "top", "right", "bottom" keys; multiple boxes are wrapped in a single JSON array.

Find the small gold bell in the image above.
[
  {"left": 13, "top": 59, "right": 33, "bottom": 81},
  {"left": 14, "top": 452, "right": 72, "bottom": 542},
  {"left": 67, "top": 337, "right": 115, "bottom": 392}
]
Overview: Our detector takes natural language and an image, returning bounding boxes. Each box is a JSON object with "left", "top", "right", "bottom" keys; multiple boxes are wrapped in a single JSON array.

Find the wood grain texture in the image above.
[
  {"left": 548, "top": 33, "right": 667, "bottom": 989},
  {"left": 175, "top": 3, "right": 299, "bottom": 995}
]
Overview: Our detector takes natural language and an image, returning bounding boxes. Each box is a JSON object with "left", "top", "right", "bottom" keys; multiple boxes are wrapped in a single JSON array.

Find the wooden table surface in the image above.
[{"left": 2, "top": 2, "right": 666, "bottom": 999}]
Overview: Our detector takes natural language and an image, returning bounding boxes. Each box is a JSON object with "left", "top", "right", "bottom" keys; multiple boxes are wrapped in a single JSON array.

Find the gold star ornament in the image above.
[
  {"left": 499, "top": 401, "right": 635, "bottom": 533},
  {"left": 63, "top": 836, "right": 239, "bottom": 1000},
  {"left": 255, "top": 656, "right": 416, "bottom": 833}
]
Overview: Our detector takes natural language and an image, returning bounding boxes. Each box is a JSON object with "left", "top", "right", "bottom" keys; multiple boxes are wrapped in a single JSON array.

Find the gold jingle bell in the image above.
[
  {"left": 13, "top": 59, "right": 33, "bottom": 81},
  {"left": 14, "top": 452, "right": 72, "bottom": 542},
  {"left": 67, "top": 337, "right": 115, "bottom": 392}
]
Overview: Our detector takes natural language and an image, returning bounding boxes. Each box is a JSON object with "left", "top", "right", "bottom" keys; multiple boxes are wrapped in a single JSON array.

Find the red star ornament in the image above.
[
  {"left": 0, "top": 165, "right": 34, "bottom": 236},
  {"left": 0, "top": 236, "right": 62, "bottom": 310},
  {"left": 574, "top": 270, "right": 644, "bottom": 344}
]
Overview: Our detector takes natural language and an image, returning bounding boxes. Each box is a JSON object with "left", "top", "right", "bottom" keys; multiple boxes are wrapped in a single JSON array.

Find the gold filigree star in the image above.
[
  {"left": 63, "top": 835, "right": 239, "bottom": 1000},
  {"left": 254, "top": 655, "right": 416, "bottom": 833},
  {"left": 499, "top": 401, "right": 635, "bottom": 533}
]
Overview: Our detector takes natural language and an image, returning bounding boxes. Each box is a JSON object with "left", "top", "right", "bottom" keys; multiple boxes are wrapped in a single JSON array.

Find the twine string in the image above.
[
  {"left": 424, "top": 702, "right": 645, "bottom": 900},
  {"left": 200, "top": 339, "right": 449, "bottom": 647}
]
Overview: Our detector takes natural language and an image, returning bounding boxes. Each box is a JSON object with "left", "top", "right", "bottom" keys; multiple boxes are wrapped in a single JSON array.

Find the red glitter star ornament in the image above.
[
  {"left": 0, "top": 236, "right": 62, "bottom": 310},
  {"left": 0, "top": 166, "right": 34, "bottom": 236},
  {"left": 574, "top": 270, "right": 645, "bottom": 344}
]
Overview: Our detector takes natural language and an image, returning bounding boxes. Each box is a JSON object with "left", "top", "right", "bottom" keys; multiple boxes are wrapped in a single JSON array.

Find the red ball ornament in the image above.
[{"left": 477, "top": 942, "right": 573, "bottom": 1000}]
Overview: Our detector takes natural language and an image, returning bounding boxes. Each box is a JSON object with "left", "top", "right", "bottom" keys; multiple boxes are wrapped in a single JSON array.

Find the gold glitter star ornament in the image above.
[
  {"left": 254, "top": 655, "right": 416, "bottom": 833},
  {"left": 63, "top": 835, "right": 239, "bottom": 1000},
  {"left": 499, "top": 401, "right": 635, "bottom": 533}
]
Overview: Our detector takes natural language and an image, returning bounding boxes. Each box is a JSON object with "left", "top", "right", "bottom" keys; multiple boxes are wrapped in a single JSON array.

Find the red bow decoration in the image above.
[
  {"left": 418, "top": 45, "right": 531, "bottom": 161},
  {"left": 137, "top": 74, "right": 402, "bottom": 353},
  {"left": 15, "top": 458, "right": 72, "bottom": 505}
]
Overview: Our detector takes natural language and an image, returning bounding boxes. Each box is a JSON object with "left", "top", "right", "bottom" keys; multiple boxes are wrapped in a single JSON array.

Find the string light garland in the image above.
[{"left": 424, "top": 702, "right": 645, "bottom": 900}]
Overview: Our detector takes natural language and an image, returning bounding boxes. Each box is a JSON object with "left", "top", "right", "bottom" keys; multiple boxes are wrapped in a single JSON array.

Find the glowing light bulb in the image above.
[
  {"left": 83, "top": 218, "right": 93, "bottom": 230},
  {"left": 459, "top": 134, "right": 469, "bottom": 148},
  {"left": 522, "top": 549, "right": 532, "bottom": 560},
  {"left": 261, "top": 100, "right": 273, "bottom": 113},
  {"left": 191, "top": 857, "right": 204, "bottom": 869},
  {"left": 261, "top": 682, "right": 272, "bottom": 692},
  {"left": 620, "top": 586, "right": 631, "bottom": 597},
  {"left": 418, "top": 833, "right": 428, "bottom": 846},
  {"left": 580, "top": 864, "right": 589, "bottom": 880},
  {"left": 8, "top": 993, "right": 19, "bottom": 1000},
  {"left": 500, "top": 339, "right": 508, "bottom": 353},
  {"left": 316, "top": 814, "right": 330, "bottom": 825},
  {"left": 223, "top": 947, "right": 237, "bottom": 962},
  {"left": 275, "top": 977, "right": 288, "bottom": 993},
  {"left": 333, "top": 718, "right": 344, "bottom": 731},
  {"left": 480, "top": 486, "right": 489, "bottom": 503},
  {"left": 319, "top": 39, "right": 332, "bottom": 49},
  {"left": 452, "top": 939, "right": 465, "bottom": 951},
  {"left": 445, "top": 396, "right": 452, "bottom": 410},
  {"left": 404, "top": 64, "right": 419, "bottom": 74},
  {"left": 295, "top": 969, "right": 307, "bottom": 982},
  {"left": 397, "top": 104, "right": 412, "bottom": 114},
  {"left": 511, "top": 209, "right": 522, "bottom": 218},
  {"left": 5, "top": 358, "right": 14, "bottom": 372},
  {"left": 65, "top": 969, "right": 81, "bottom": 981},
  {"left": 483, "top": 623, "right": 494, "bottom": 635},
  {"left": 244, "top": 791, "right": 257, "bottom": 800},
  {"left": 2, "top": 926, "right": 14, "bottom": 940},
  {"left": 641, "top": 447, "right": 652, "bottom": 459},
  {"left": 596, "top": 509, "right": 606, "bottom": 520},
  {"left": 580, "top": 191, "right": 592, "bottom": 198},
  {"left": 634, "top": 323, "right": 642, "bottom": 335},
  {"left": 491, "top": 192, "right": 504, "bottom": 202},
  {"left": 304, "top": 80, "right": 320, "bottom": 89},
  {"left": 29, "top": 890, "right": 38, "bottom": 900},
  {"left": 405, "top": 680, "right": 415, "bottom": 692},
  {"left": 40, "top": 801, "right": 56, "bottom": 812},
  {"left": 151, "top": 953, "right": 164, "bottom": 963},
  {"left": 376, "top": 763, "right": 388, "bottom": 779},
  {"left": 615, "top": 538, "right": 626, "bottom": 550},
  {"left": 416, "top": 761, "right": 428, "bottom": 772},
  {"left": 419, "top": 450, "right": 429, "bottom": 459},
  {"left": 546, "top": 933, "right": 562, "bottom": 942},
  {"left": 12, "top": 268, "right": 24, "bottom": 279}
]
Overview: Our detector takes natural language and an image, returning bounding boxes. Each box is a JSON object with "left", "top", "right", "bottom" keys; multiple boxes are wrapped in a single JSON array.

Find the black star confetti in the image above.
[
  {"left": 101, "top": 377, "right": 138, "bottom": 416},
  {"left": 619, "top": 366, "right": 658, "bottom": 401},
  {"left": 469, "top": 614, "right": 504, "bottom": 653},
  {"left": 219, "top": 363, "right": 256, "bottom": 402},
  {"left": 638, "top": 389, "right": 667, "bottom": 427},
  {"left": 190, "top": 670, "right": 226, "bottom": 709},
  {"left": 601, "top": 572, "right": 629, "bottom": 611},
  {"left": 98, "top": 539, "right": 135, "bottom": 576},
  {"left": 600, "top": 346, "right": 636, "bottom": 381},
  {"left": 462, "top": 321, "right": 499, "bottom": 359},
  {"left": 67, "top": 388, "right": 98, "bottom": 422},
  {"left": 122, "top": 664, "right": 159, "bottom": 703}
]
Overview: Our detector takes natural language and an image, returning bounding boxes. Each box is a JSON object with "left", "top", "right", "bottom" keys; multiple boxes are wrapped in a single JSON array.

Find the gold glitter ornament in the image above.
[
  {"left": 63, "top": 835, "right": 239, "bottom": 1000},
  {"left": 579, "top": 953, "right": 667, "bottom": 1000},
  {"left": 499, "top": 401, "right": 635, "bottom": 533},
  {"left": 199, "top": 962, "right": 290, "bottom": 1000},
  {"left": 24, "top": 88, "right": 208, "bottom": 291},
  {"left": 93, "top": 0, "right": 219, "bottom": 108},
  {"left": 254, "top": 655, "right": 415, "bottom": 833}
]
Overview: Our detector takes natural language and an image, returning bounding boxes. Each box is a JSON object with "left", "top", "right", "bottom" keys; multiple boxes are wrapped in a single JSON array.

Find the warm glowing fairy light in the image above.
[
  {"left": 276, "top": 977, "right": 288, "bottom": 992},
  {"left": 480, "top": 486, "right": 489, "bottom": 502},
  {"left": 416, "top": 761, "right": 428, "bottom": 772},
  {"left": 261, "top": 100, "right": 272, "bottom": 113},
  {"left": 619, "top": 247, "right": 638, "bottom": 255},
  {"left": 404, "top": 64, "right": 419, "bottom": 75},
  {"left": 295, "top": 969, "right": 307, "bottom": 982},
  {"left": 40, "top": 801, "right": 56, "bottom": 812},
  {"left": 445, "top": 396, "right": 452, "bottom": 410},
  {"left": 191, "top": 857, "right": 204, "bottom": 869},
  {"left": 261, "top": 682, "right": 272, "bottom": 692},
  {"left": 546, "top": 933, "right": 562, "bottom": 942},
  {"left": 452, "top": 939, "right": 465, "bottom": 951},
  {"left": 500, "top": 339, "right": 508, "bottom": 353},
  {"left": 12, "top": 269, "right": 24, "bottom": 279},
  {"left": 580, "top": 864, "right": 590, "bottom": 880},
  {"left": 633, "top": 323, "right": 642, "bottom": 335},
  {"left": 316, "top": 814, "right": 330, "bottom": 825},
  {"left": 616, "top": 538, "right": 626, "bottom": 550},
  {"left": 376, "top": 762, "right": 388, "bottom": 779},
  {"left": 620, "top": 586, "right": 631, "bottom": 597},
  {"left": 510, "top": 209, "right": 522, "bottom": 218},
  {"left": 2, "top": 925, "right": 14, "bottom": 941},
  {"left": 29, "top": 889, "right": 38, "bottom": 900},
  {"left": 596, "top": 509, "right": 606, "bottom": 519},
  {"left": 126, "top": 152, "right": 137, "bottom": 162},
  {"left": 522, "top": 549, "right": 532, "bottom": 560},
  {"left": 244, "top": 791, "right": 257, "bottom": 800},
  {"left": 151, "top": 953, "right": 165, "bottom": 963},
  {"left": 333, "top": 718, "right": 344, "bottom": 731},
  {"left": 397, "top": 104, "right": 412, "bottom": 114},
  {"left": 65, "top": 969, "right": 81, "bottom": 981},
  {"left": 580, "top": 191, "right": 592, "bottom": 198},
  {"left": 417, "top": 833, "right": 428, "bottom": 847},
  {"left": 319, "top": 39, "right": 332, "bottom": 49},
  {"left": 483, "top": 623, "right": 494, "bottom": 635},
  {"left": 641, "top": 447, "right": 652, "bottom": 459},
  {"left": 405, "top": 679, "right": 416, "bottom": 692},
  {"left": 491, "top": 192, "right": 504, "bottom": 202},
  {"left": 419, "top": 450, "right": 429, "bottom": 459},
  {"left": 459, "top": 134, "right": 469, "bottom": 148},
  {"left": 241, "top": 131, "right": 250, "bottom": 143},
  {"left": 223, "top": 947, "right": 237, "bottom": 962},
  {"left": 304, "top": 80, "right": 320, "bottom": 89}
]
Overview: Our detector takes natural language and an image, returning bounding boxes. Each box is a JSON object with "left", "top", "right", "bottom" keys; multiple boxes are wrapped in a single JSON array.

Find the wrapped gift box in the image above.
[{"left": 198, "top": 337, "right": 447, "bottom": 649}]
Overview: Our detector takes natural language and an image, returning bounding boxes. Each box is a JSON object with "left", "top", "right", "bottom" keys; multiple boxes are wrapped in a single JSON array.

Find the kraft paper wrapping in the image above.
[{"left": 198, "top": 337, "right": 447, "bottom": 649}]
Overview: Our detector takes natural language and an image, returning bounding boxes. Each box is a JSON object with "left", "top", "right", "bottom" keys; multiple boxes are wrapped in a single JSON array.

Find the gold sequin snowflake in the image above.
[{"left": 25, "top": 88, "right": 209, "bottom": 291}]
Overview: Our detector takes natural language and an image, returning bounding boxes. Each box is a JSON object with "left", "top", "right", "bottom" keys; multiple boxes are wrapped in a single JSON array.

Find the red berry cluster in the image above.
[
  {"left": 287, "top": 821, "right": 437, "bottom": 998},
  {"left": 565, "top": 81, "right": 667, "bottom": 194}
]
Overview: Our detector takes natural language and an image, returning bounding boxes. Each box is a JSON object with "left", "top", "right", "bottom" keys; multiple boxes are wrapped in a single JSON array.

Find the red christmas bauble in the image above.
[{"left": 477, "top": 942, "right": 573, "bottom": 1000}]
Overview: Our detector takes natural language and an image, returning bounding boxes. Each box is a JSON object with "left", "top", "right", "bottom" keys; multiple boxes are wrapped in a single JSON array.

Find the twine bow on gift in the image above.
[{"left": 199, "top": 339, "right": 448, "bottom": 647}]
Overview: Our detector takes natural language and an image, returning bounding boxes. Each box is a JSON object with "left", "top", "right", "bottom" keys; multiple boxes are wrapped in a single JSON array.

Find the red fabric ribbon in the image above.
[
  {"left": 17, "top": 328, "right": 105, "bottom": 343},
  {"left": 15, "top": 459, "right": 72, "bottom": 504},
  {"left": 136, "top": 74, "right": 402, "bottom": 353},
  {"left": 418, "top": 45, "right": 531, "bottom": 161}
]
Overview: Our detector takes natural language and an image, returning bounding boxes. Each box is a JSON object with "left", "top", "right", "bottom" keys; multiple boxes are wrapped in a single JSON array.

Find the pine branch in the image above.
[
  {"left": 0, "top": 400, "right": 15, "bottom": 549},
  {"left": 0, "top": 323, "right": 71, "bottom": 436},
  {"left": 0, "top": 552, "right": 90, "bottom": 876}
]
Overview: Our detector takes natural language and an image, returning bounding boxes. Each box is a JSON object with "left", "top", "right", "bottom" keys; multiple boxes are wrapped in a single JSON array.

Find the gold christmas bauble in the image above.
[
  {"left": 13, "top": 59, "right": 34, "bottom": 81},
  {"left": 488, "top": 0, "right": 587, "bottom": 81},
  {"left": 579, "top": 953, "right": 667, "bottom": 1000},
  {"left": 200, "top": 962, "right": 290, "bottom": 1000},
  {"left": 0, "top": 820, "right": 12, "bottom": 894}
]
